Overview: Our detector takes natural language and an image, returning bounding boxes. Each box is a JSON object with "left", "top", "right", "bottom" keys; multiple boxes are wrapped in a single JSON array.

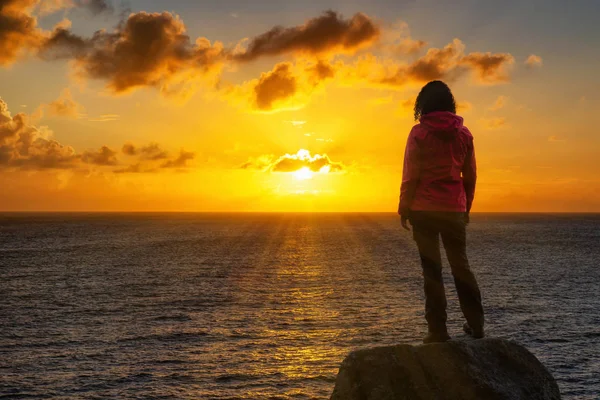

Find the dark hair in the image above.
[{"left": 413, "top": 80, "right": 456, "bottom": 121}]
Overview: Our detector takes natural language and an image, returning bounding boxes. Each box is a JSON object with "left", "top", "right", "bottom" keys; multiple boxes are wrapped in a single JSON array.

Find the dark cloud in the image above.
[
  {"left": 116, "top": 149, "right": 194, "bottom": 173},
  {"left": 121, "top": 142, "right": 136, "bottom": 156},
  {"left": 121, "top": 142, "right": 168, "bottom": 160},
  {"left": 118, "top": 143, "right": 194, "bottom": 172},
  {"left": 357, "top": 39, "right": 514, "bottom": 88},
  {"left": 78, "top": 0, "right": 112, "bottom": 15},
  {"left": 0, "top": 98, "right": 80, "bottom": 169},
  {"left": 406, "top": 39, "right": 464, "bottom": 82},
  {"left": 160, "top": 150, "right": 195, "bottom": 169},
  {"left": 81, "top": 145, "right": 117, "bottom": 165},
  {"left": 248, "top": 60, "right": 336, "bottom": 112},
  {"left": 41, "top": 11, "right": 225, "bottom": 93},
  {"left": 460, "top": 52, "right": 514, "bottom": 84},
  {"left": 0, "top": 0, "right": 45, "bottom": 65},
  {"left": 254, "top": 63, "right": 297, "bottom": 111},
  {"left": 375, "top": 39, "right": 465, "bottom": 87},
  {"left": 0, "top": 138, "right": 80, "bottom": 169},
  {"left": 1, "top": 97, "right": 193, "bottom": 171},
  {"left": 0, "top": 0, "right": 114, "bottom": 65},
  {"left": 2, "top": 5, "right": 519, "bottom": 112},
  {"left": 307, "top": 59, "right": 336, "bottom": 81},
  {"left": 41, "top": 25, "right": 87, "bottom": 58},
  {"left": 234, "top": 10, "right": 380, "bottom": 62},
  {"left": 114, "top": 163, "right": 146, "bottom": 174}
]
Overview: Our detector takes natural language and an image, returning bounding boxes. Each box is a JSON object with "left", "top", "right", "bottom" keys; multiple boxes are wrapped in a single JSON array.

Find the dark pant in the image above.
[{"left": 410, "top": 211, "right": 484, "bottom": 334}]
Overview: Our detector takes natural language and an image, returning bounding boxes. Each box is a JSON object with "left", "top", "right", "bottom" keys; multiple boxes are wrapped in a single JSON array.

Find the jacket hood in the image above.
[{"left": 420, "top": 111, "right": 464, "bottom": 139}]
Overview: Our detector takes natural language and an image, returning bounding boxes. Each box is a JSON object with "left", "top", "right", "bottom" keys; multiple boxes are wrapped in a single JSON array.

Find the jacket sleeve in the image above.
[
  {"left": 399, "top": 128, "right": 420, "bottom": 215},
  {"left": 462, "top": 138, "right": 477, "bottom": 213}
]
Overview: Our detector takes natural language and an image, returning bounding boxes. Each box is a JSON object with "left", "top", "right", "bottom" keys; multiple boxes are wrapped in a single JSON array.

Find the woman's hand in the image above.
[
  {"left": 401, "top": 215, "right": 411, "bottom": 231},
  {"left": 399, "top": 206, "right": 411, "bottom": 231}
]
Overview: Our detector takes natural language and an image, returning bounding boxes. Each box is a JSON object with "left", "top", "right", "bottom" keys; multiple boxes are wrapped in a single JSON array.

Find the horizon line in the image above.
[{"left": 1, "top": 211, "right": 599, "bottom": 215}]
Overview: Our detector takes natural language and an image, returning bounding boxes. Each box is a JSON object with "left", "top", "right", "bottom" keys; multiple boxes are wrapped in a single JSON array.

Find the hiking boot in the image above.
[
  {"left": 423, "top": 331, "right": 451, "bottom": 344},
  {"left": 463, "top": 322, "right": 484, "bottom": 339}
]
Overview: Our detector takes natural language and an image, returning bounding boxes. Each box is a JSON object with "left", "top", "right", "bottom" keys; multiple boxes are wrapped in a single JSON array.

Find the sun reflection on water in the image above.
[{"left": 158, "top": 214, "right": 424, "bottom": 398}]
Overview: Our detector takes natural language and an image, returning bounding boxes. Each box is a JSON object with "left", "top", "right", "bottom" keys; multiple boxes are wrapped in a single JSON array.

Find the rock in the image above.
[{"left": 330, "top": 338, "right": 561, "bottom": 400}]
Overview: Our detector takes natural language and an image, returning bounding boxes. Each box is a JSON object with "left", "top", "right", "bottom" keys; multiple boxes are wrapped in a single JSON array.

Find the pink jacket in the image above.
[{"left": 399, "top": 111, "right": 477, "bottom": 214}]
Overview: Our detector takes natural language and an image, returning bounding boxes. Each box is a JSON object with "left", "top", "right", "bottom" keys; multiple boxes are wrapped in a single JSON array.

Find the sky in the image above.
[{"left": 1, "top": 0, "right": 599, "bottom": 212}]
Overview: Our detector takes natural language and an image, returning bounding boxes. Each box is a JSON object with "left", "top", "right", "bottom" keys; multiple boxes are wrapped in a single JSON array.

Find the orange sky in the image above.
[{"left": 1, "top": 0, "right": 599, "bottom": 212}]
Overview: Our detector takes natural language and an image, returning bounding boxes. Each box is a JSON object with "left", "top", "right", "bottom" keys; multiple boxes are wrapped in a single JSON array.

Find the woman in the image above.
[{"left": 398, "top": 80, "right": 484, "bottom": 344}]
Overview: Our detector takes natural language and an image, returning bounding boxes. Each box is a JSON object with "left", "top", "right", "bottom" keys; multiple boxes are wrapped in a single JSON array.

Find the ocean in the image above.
[{"left": 1, "top": 213, "right": 599, "bottom": 399}]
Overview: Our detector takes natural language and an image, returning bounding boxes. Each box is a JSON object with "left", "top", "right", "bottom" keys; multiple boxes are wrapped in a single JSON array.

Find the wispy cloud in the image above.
[
  {"left": 480, "top": 117, "right": 507, "bottom": 130},
  {"left": 383, "top": 21, "right": 427, "bottom": 56},
  {"left": 525, "top": 54, "right": 543, "bottom": 69},
  {"left": 368, "top": 96, "right": 394, "bottom": 106},
  {"left": 289, "top": 120, "right": 307, "bottom": 127},
  {"left": 489, "top": 95, "right": 508, "bottom": 111},
  {"left": 548, "top": 135, "right": 566, "bottom": 142},
  {"left": 397, "top": 96, "right": 416, "bottom": 117},
  {"left": 89, "top": 114, "right": 120, "bottom": 122},
  {"left": 457, "top": 101, "right": 473, "bottom": 113},
  {"left": 46, "top": 88, "right": 85, "bottom": 118},
  {"left": 37, "top": 0, "right": 113, "bottom": 16}
]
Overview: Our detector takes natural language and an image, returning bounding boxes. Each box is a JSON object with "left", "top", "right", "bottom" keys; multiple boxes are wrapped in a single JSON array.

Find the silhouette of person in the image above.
[{"left": 398, "top": 80, "right": 484, "bottom": 344}]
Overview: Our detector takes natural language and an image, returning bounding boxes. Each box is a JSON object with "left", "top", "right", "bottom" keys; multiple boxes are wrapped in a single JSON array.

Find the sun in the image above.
[{"left": 293, "top": 166, "right": 314, "bottom": 181}]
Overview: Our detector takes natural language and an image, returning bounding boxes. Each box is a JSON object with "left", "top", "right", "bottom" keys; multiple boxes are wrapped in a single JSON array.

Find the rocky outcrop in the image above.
[{"left": 330, "top": 338, "right": 561, "bottom": 400}]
